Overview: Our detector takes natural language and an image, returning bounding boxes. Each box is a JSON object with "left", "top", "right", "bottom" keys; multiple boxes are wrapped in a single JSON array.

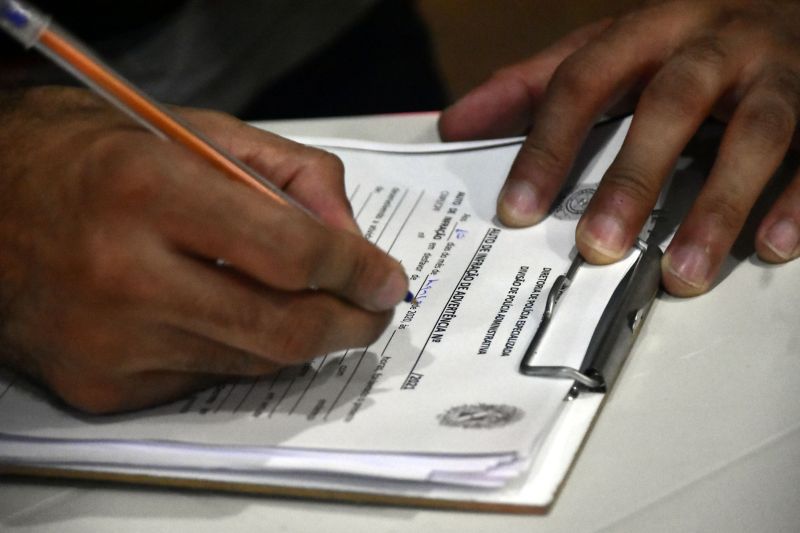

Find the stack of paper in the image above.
[{"left": 0, "top": 118, "right": 642, "bottom": 511}]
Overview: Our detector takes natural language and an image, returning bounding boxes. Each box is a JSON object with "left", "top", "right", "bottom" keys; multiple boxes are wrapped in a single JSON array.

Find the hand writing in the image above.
[{"left": 0, "top": 87, "right": 408, "bottom": 413}]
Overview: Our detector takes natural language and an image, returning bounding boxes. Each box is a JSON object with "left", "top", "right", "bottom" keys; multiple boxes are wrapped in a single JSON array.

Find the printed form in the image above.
[{"left": 0, "top": 118, "right": 638, "bottom": 488}]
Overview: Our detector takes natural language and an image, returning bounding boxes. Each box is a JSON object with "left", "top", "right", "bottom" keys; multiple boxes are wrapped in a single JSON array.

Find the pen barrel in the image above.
[
  {"left": 0, "top": 0, "right": 49, "bottom": 48},
  {"left": 32, "top": 25, "right": 295, "bottom": 208}
]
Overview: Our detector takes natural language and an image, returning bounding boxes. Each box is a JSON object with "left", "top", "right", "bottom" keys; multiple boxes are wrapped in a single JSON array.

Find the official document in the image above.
[{"left": 0, "top": 117, "right": 643, "bottom": 499}]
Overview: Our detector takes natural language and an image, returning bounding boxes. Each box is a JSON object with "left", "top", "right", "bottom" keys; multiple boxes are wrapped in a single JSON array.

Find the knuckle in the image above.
[
  {"left": 286, "top": 226, "right": 329, "bottom": 287},
  {"left": 259, "top": 211, "right": 329, "bottom": 289},
  {"left": 110, "top": 167, "right": 163, "bottom": 208},
  {"left": 641, "top": 63, "right": 712, "bottom": 118},
  {"left": 738, "top": 97, "right": 795, "bottom": 148},
  {"left": 182, "top": 108, "right": 237, "bottom": 129},
  {"left": 603, "top": 161, "right": 659, "bottom": 205},
  {"left": 308, "top": 228, "right": 384, "bottom": 296},
  {"left": 78, "top": 231, "right": 157, "bottom": 302},
  {"left": 199, "top": 109, "right": 235, "bottom": 123},
  {"left": 678, "top": 36, "right": 728, "bottom": 71},
  {"left": 343, "top": 242, "right": 380, "bottom": 295},
  {"left": 765, "top": 68, "right": 800, "bottom": 110},
  {"left": 551, "top": 57, "right": 601, "bottom": 101},
  {"left": 518, "top": 139, "right": 570, "bottom": 179},
  {"left": 700, "top": 193, "right": 749, "bottom": 234},
  {"left": 193, "top": 300, "right": 262, "bottom": 349},
  {"left": 315, "top": 150, "right": 345, "bottom": 177},
  {"left": 303, "top": 227, "right": 390, "bottom": 298},
  {"left": 23, "top": 86, "right": 103, "bottom": 114},
  {"left": 83, "top": 134, "right": 165, "bottom": 208},
  {"left": 305, "top": 150, "right": 347, "bottom": 195}
]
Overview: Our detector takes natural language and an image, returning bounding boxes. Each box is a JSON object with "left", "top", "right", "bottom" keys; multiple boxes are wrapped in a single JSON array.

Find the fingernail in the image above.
[
  {"left": 372, "top": 270, "right": 409, "bottom": 311},
  {"left": 579, "top": 214, "right": 627, "bottom": 259},
  {"left": 499, "top": 181, "right": 541, "bottom": 225},
  {"left": 665, "top": 244, "right": 711, "bottom": 290},
  {"left": 764, "top": 219, "right": 799, "bottom": 260}
]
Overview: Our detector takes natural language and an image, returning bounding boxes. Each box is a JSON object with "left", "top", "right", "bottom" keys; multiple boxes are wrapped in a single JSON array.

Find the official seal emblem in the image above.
[
  {"left": 553, "top": 184, "right": 598, "bottom": 220},
  {"left": 437, "top": 403, "right": 523, "bottom": 429}
]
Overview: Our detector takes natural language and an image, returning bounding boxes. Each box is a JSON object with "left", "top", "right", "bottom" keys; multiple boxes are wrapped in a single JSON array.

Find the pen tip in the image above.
[{"left": 404, "top": 291, "right": 415, "bottom": 304}]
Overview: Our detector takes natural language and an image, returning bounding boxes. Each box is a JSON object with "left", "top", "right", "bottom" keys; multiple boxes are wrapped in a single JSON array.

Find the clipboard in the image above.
[
  {"left": 0, "top": 119, "right": 667, "bottom": 513},
  {"left": 0, "top": 242, "right": 664, "bottom": 514}
]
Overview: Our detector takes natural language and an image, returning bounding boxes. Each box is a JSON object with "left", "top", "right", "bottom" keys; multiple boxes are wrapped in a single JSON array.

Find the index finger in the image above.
[
  {"left": 107, "top": 137, "right": 410, "bottom": 312},
  {"left": 182, "top": 111, "right": 360, "bottom": 234}
]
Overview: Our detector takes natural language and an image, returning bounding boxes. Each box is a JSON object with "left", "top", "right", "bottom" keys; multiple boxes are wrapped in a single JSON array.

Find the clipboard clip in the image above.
[{"left": 518, "top": 240, "right": 662, "bottom": 398}]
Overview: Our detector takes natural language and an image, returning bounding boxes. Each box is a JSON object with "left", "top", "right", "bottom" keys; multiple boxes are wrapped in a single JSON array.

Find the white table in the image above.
[{"left": 2, "top": 113, "right": 799, "bottom": 533}]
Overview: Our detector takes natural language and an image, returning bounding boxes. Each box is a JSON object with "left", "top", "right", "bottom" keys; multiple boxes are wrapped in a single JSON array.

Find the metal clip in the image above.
[{"left": 519, "top": 240, "right": 662, "bottom": 397}]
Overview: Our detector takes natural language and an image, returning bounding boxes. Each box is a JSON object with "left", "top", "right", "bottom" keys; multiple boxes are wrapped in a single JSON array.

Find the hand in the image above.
[
  {"left": 0, "top": 87, "right": 409, "bottom": 413},
  {"left": 440, "top": 0, "right": 800, "bottom": 296}
]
